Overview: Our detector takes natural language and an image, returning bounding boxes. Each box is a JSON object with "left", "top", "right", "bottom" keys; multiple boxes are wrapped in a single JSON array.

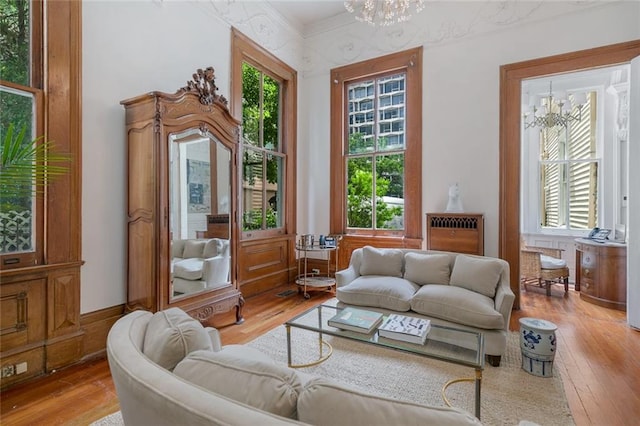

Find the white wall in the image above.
[
  {"left": 81, "top": 0, "right": 640, "bottom": 313},
  {"left": 81, "top": 0, "right": 303, "bottom": 313},
  {"left": 300, "top": 1, "right": 640, "bottom": 257}
]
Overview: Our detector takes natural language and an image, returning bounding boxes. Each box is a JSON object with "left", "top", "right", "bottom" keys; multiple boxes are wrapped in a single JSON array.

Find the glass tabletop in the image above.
[{"left": 285, "top": 304, "right": 484, "bottom": 370}]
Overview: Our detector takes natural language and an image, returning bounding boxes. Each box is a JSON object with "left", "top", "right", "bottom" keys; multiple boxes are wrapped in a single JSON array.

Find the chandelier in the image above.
[
  {"left": 344, "top": 0, "right": 425, "bottom": 26},
  {"left": 523, "top": 81, "right": 587, "bottom": 129}
]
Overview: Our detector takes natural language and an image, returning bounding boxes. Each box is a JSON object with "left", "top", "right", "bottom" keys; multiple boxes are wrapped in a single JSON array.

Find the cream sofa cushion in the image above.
[
  {"left": 541, "top": 254, "right": 567, "bottom": 269},
  {"left": 411, "top": 284, "right": 505, "bottom": 330},
  {"left": 142, "top": 308, "right": 213, "bottom": 370},
  {"left": 359, "top": 246, "right": 403, "bottom": 277},
  {"left": 336, "top": 276, "right": 418, "bottom": 312},
  {"left": 450, "top": 255, "right": 503, "bottom": 298},
  {"left": 173, "top": 258, "right": 204, "bottom": 280},
  {"left": 174, "top": 346, "right": 302, "bottom": 419},
  {"left": 297, "top": 377, "right": 481, "bottom": 426},
  {"left": 404, "top": 252, "right": 451, "bottom": 285}
]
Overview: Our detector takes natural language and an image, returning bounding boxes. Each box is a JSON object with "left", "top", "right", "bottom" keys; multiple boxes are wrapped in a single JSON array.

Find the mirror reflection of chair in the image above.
[{"left": 520, "top": 241, "right": 570, "bottom": 297}]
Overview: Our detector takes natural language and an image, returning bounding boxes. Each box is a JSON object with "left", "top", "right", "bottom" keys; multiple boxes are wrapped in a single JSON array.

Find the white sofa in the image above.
[
  {"left": 171, "top": 238, "right": 230, "bottom": 295},
  {"left": 336, "top": 246, "right": 515, "bottom": 366},
  {"left": 107, "top": 308, "right": 482, "bottom": 426}
]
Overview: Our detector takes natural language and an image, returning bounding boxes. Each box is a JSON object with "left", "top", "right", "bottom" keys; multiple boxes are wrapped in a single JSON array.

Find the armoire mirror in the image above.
[
  {"left": 122, "top": 66, "right": 244, "bottom": 323},
  {"left": 169, "top": 128, "right": 232, "bottom": 301}
]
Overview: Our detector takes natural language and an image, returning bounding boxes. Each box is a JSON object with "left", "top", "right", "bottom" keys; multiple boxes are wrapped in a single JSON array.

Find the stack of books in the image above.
[
  {"left": 378, "top": 314, "right": 431, "bottom": 344},
  {"left": 327, "top": 307, "right": 384, "bottom": 334}
]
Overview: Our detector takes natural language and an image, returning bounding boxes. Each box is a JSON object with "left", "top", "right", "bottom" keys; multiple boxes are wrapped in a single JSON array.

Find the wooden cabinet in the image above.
[
  {"left": 426, "top": 213, "right": 484, "bottom": 255},
  {"left": 207, "top": 214, "right": 230, "bottom": 239},
  {"left": 575, "top": 238, "right": 626, "bottom": 311},
  {"left": 121, "top": 67, "right": 243, "bottom": 323}
]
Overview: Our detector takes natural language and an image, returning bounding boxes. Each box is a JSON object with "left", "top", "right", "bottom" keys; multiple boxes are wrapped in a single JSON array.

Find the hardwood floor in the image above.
[{"left": 1, "top": 283, "right": 638, "bottom": 425}]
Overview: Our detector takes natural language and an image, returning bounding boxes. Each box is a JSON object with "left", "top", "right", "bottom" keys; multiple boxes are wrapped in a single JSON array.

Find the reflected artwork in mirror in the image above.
[{"left": 169, "top": 128, "right": 232, "bottom": 301}]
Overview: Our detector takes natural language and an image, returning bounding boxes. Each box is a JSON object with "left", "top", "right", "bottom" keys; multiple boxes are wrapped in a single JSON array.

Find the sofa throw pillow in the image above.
[
  {"left": 336, "top": 276, "right": 418, "bottom": 312},
  {"left": 142, "top": 308, "right": 213, "bottom": 371},
  {"left": 410, "top": 284, "right": 505, "bottom": 330},
  {"left": 449, "top": 255, "right": 503, "bottom": 298},
  {"left": 174, "top": 346, "right": 302, "bottom": 419},
  {"left": 297, "top": 377, "right": 481, "bottom": 426},
  {"left": 359, "top": 246, "right": 403, "bottom": 277},
  {"left": 171, "top": 240, "right": 185, "bottom": 258},
  {"left": 183, "top": 240, "right": 206, "bottom": 258},
  {"left": 403, "top": 252, "right": 451, "bottom": 285}
]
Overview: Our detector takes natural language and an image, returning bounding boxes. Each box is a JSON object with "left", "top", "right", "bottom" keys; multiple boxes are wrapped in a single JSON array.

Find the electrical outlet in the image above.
[
  {"left": 16, "top": 362, "right": 27, "bottom": 375},
  {"left": 1, "top": 365, "right": 15, "bottom": 378},
  {"left": 311, "top": 268, "right": 320, "bottom": 275}
]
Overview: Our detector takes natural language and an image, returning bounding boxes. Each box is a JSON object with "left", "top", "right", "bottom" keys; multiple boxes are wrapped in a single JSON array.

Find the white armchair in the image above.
[{"left": 171, "top": 238, "right": 230, "bottom": 296}]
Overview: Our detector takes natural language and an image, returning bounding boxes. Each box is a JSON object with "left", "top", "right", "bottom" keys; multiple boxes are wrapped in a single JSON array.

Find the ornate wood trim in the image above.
[{"left": 181, "top": 67, "right": 228, "bottom": 106}]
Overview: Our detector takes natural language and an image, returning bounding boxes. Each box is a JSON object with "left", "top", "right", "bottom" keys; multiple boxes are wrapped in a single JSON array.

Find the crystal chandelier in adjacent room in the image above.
[
  {"left": 523, "top": 81, "right": 587, "bottom": 129},
  {"left": 344, "top": 0, "right": 425, "bottom": 26}
]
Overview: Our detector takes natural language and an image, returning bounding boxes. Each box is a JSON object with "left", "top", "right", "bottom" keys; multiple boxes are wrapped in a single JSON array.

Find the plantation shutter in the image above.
[
  {"left": 568, "top": 92, "right": 597, "bottom": 229},
  {"left": 540, "top": 128, "right": 561, "bottom": 227}
]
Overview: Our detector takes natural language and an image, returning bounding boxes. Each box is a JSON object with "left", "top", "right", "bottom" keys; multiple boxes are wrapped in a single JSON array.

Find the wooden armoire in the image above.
[{"left": 121, "top": 67, "right": 244, "bottom": 323}]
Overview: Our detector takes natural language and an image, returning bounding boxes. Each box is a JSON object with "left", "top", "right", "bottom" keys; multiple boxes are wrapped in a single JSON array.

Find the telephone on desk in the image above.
[{"left": 587, "top": 227, "right": 611, "bottom": 242}]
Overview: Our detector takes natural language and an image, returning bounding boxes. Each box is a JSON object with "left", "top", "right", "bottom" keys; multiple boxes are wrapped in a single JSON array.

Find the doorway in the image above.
[
  {"left": 520, "top": 66, "right": 630, "bottom": 295},
  {"left": 499, "top": 40, "right": 640, "bottom": 310}
]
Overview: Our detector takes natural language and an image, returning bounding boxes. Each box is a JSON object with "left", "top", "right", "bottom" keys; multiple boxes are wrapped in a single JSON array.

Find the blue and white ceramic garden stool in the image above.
[{"left": 519, "top": 317, "right": 558, "bottom": 377}]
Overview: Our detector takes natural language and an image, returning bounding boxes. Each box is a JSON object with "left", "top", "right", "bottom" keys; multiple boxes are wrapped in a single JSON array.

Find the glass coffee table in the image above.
[{"left": 285, "top": 304, "right": 485, "bottom": 419}]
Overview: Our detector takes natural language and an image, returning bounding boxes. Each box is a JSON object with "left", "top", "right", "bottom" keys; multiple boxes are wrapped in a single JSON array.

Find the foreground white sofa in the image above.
[
  {"left": 107, "top": 308, "right": 482, "bottom": 425},
  {"left": 336, "top": 246, "right": 515, "bottom": 366},
  {"left": 171, "top": 238, "right": 230, "bottom": 295}
]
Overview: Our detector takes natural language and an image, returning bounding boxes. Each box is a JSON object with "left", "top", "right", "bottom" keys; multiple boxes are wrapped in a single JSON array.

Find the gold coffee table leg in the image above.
[
  {"left": 441, "top": 369, "right": 482, "bottom": 419},
  {"left": 286, "top": 324, "right": 333, "bottom": 368}
]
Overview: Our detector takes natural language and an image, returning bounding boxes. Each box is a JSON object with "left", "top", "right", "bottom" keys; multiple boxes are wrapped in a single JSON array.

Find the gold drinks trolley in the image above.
[{"left": 295, "top": 239, "right": 339, "bottom": 299}]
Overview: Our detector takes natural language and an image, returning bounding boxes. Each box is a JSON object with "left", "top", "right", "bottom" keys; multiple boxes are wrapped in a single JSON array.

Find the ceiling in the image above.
[{"left": 267, "top": 1, "right": 348, "bottom": 29}]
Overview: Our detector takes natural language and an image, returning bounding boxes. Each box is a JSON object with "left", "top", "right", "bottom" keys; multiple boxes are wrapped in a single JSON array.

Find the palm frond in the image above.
[{"left": 0, "top": 123, "right": 71, "bottom": 198}]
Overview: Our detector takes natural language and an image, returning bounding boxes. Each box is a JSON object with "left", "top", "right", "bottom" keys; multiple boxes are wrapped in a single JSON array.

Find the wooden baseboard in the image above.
[{"left": 80, "top": 304, "right": 125, "bottom": 359}]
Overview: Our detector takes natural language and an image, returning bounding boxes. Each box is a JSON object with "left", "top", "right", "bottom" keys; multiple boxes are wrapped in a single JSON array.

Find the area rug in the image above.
[
  {"left": 247, "top": 326, "right": 574, "bottom": 426},
  {"left": 92, "top": 327, "right": 574, "bottom": 426},
  {"left": 90, "top": 411, "right": 122, "bottom": 426}
]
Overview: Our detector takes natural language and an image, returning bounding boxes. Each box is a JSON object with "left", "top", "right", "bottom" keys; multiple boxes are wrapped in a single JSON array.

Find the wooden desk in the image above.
[{"left": 575, "top": 238, "right": 626, "bottom": 311}]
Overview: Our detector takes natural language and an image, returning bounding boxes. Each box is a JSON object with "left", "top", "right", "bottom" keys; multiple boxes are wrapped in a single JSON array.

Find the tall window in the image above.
[
  {"left": 331, "top": 47, "right": 422, "bottom": 239},
  {"left": 241, "top": 63, "right": 284, "bottom": 231},
  {"left": 539, "top": 92, "right": 597, "bottom": 230},
  {"left": 346, "top": 74, "right": 405, "bottom": 229},
  {"left": 0, "top": 0, "right": 43, "bottom": 267},
  {"left": 231, "top": 29, "right": 296, "bottom": 238}
]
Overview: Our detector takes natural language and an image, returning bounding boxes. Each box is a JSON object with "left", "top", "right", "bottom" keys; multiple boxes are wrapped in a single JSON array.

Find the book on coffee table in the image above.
[
  {"left": 328, "top": 307, "right": 384, "bottom": 334},
  {"left": 378, "top": 314, "right": 431, "bottom": 345}
]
